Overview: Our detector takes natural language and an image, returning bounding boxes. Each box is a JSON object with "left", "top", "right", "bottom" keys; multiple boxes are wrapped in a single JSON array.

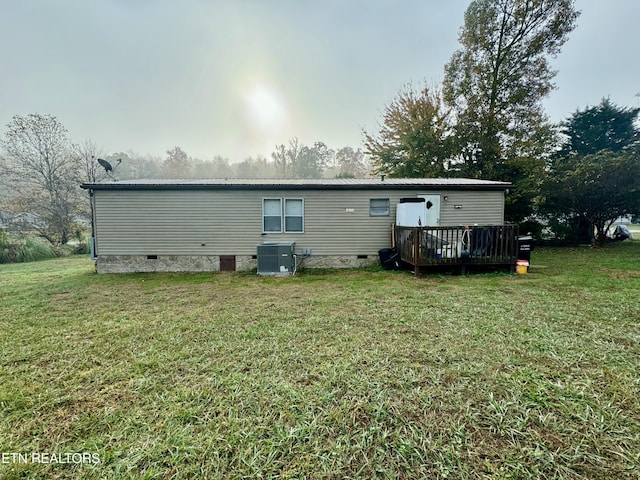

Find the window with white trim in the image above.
[
  {"left": 263, "top": 198, "right": 282, "bottom": 232},
  {"left": 370, "top": 198, "right": 390, "bottom": 216},
  {"left": 262, "top": 198, "right": 304, "bottom": 233},
  {"left": 285, "top": 199, "right": 304, "bottom": 232}
]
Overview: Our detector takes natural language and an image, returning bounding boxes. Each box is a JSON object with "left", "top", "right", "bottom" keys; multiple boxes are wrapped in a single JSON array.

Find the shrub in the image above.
[
  {"left": 0, "top": 234, "right": 60, "bottom": 263},
  {"left": 17, "top": 237, "right": 59, "bottom": 262}
]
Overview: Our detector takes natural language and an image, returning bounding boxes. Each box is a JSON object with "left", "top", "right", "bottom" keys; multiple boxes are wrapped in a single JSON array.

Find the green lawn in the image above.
[
  {"left": 626, "top": 224, "right": 640, "bottom": 235},
  {"left": 1, "top": 244, "right": 639, "bottom": 479}
]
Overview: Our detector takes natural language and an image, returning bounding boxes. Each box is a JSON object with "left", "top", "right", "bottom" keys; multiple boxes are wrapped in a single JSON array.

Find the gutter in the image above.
[{"left": 80, "top": 182, "right": 512, "bottom": 192}]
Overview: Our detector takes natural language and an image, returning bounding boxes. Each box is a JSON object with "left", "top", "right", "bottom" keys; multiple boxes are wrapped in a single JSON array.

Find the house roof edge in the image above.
[{"left": 81, "top": 177, "right": 513, "bottom": 192}]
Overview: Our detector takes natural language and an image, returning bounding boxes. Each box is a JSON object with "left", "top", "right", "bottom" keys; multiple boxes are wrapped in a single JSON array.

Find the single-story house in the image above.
[{"left": 81, "top": 177, "right": 512, "bottom": 273}]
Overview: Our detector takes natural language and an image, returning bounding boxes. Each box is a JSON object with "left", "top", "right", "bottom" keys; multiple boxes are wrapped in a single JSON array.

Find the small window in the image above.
[
  {"left": 263, "top": 199, "right": 282, "bottom": 232},
  {"left": 370, "top": 198, "right": 390, "bottom": 217},
  {"left": 285, "top": 199, "right": 304, "bottom": 232}
]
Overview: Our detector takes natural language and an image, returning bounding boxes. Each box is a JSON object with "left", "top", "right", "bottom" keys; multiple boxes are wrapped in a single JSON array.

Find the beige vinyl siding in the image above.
[
  {"left": 95, "top": 190, "right": 260, "bottom": 256},
  {"left": 94, "top": 188, "right": 505, "bottom": 256},
  {"left": 438, "top": 190, "right": 505, "bottom": 226}
]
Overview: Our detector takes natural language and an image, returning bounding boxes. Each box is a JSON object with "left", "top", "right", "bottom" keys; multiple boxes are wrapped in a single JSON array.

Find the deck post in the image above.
[
  {"left": 413, "top": 228, "right": 420, "bottom": 276},
  {"left": 391, "top": 223, "right": 396, "bottom": 249}
]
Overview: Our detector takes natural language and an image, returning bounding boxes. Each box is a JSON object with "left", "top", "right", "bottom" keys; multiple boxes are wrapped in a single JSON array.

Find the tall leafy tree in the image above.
[
  {"left": 271, "top": 138, "right": 301, "bottom": 178},
  {"left": 0, "top": 113, "right": 82, "bottom": 244},
  {"left": 542, "top": 99, "right": 640, "bottom": 245},
  {"left": 334, "top": 146, "right": 369, "bottom": 178},
  {"left": 294, "top": 142, "right": 333, "bottom": 178},
  {"left": 443, "top": 0, "right": 579, "bottom": 220},
  {"left": 363, "top": 83, "right": 453, "bottom": 178},
  {"left": 163, "top": 146, "right": 193, "bottom": 178}
]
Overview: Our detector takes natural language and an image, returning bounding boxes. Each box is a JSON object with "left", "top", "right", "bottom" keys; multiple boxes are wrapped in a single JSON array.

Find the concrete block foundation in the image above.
[{"left": 95, "top": 254, "right": 377, "bottom": 273}]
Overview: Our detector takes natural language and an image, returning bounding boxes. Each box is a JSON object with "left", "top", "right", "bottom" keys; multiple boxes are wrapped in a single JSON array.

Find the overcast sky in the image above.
[{"left": 1, "top": 0, "right": 638, "bottom": 163}]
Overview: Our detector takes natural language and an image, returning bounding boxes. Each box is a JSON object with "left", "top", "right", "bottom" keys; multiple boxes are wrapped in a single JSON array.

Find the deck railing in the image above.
[{"left": 394, "top": 225, "right": 519, "bottom": 274}]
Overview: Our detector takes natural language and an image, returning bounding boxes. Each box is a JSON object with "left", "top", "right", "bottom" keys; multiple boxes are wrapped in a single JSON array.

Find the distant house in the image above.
[{"left": 81, "top": 178, "right": 511, "bottom": 273}]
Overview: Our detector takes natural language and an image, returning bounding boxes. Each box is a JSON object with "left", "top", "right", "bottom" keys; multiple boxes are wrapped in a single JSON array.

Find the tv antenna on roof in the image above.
[{"left": 97, "top": 158, "right": 121, "bottom": 180}]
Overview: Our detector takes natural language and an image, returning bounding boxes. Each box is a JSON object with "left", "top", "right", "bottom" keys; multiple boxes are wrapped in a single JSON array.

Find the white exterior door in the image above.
[{"left": 418, "top": 194, "right": 441, "bottom": 226}]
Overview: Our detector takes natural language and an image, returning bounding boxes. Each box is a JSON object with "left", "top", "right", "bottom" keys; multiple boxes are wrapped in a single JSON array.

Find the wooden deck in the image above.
[{"left": 393, "top": 225, "right": 519, "bottom": 275}]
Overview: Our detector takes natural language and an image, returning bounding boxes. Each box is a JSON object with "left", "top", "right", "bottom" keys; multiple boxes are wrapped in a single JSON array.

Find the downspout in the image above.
[{"left": 89, "top": 188, "right": 97, "bottom": 260}]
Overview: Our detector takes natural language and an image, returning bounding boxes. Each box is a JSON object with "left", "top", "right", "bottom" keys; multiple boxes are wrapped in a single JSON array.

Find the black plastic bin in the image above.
[
  {"left": 517, "top": 235, "right": 534, "bottom": 263},
  {"left": 378, "top": 248, "right": 401, "bottom": 270}
]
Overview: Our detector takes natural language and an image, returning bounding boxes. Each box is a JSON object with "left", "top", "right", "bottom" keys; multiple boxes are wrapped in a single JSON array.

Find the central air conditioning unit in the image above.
[{"left": 257, "top": 242, "right": 296, "bottom": 275}]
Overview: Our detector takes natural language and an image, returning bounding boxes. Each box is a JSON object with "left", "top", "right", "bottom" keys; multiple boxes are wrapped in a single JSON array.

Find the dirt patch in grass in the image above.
[{"left": 598, "top": 267, "right": 640, "bottom": 280}]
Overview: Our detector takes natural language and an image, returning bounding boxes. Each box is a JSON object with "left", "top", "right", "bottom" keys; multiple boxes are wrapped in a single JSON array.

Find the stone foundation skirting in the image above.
[
  {"left": 295, "top": 255, "right": 377, "bottom": 269},
  {"left": 95, "top": 254, "right": 377, "bottom": 273},
  {"left": 96, "top": 255, "right": 221, "bottom": 273}
]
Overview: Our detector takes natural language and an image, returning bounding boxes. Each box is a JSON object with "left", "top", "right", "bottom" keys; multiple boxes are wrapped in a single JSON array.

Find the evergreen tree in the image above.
[{"left": 541, "top": 99, "right": 640, "bottom": 245}]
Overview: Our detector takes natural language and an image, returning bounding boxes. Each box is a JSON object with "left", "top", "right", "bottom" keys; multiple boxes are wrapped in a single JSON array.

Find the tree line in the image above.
[{"left": 109, "top": 142, "right": 370, "bottom": 181}]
